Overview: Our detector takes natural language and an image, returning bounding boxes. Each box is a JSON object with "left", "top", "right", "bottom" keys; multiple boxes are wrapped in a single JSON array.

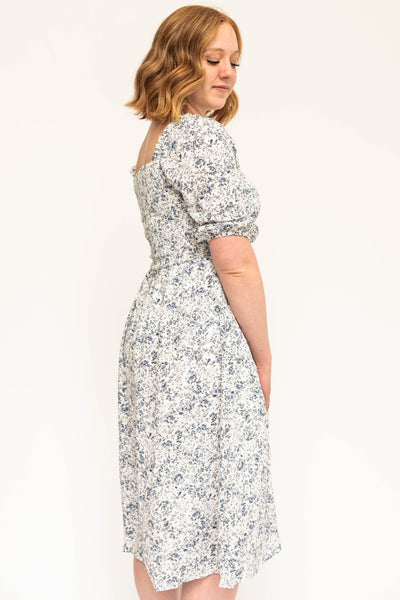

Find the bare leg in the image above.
[
  {"left": 181, "top": 573, "right": 239, "bottom": 600},
  {"left": 133, "top": 556, "right": 183, "bottom": 600}
]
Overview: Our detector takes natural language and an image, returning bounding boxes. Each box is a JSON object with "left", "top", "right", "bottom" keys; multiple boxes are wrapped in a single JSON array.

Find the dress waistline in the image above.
[{"left": 149, "top": 251, "right": 212, "bottom": 271}]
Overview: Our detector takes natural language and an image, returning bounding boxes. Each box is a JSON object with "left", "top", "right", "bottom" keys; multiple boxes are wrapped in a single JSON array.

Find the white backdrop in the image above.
[{"left": 1, "top": 1, "right": 399, "bottom": 599}]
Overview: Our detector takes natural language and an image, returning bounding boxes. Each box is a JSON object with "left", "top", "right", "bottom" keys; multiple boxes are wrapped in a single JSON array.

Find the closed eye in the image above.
[{"left": 207, "top": 59, "right": 240, "bottom": 68}]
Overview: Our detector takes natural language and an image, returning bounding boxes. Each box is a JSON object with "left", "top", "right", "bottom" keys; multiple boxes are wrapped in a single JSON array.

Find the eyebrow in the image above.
[{"left": 204, "top": 47, "right": 240, "bottom": 54}]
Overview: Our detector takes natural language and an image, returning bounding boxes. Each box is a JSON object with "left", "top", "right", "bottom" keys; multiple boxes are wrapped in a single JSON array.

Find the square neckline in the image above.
[{"left": 130, "top": 112, "right": 215, "bottom": 179}]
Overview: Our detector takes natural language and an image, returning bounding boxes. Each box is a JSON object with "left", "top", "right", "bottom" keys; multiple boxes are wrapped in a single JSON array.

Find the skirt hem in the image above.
[{"left": 122, "top": 541, "right": 282, "bottom": 592}]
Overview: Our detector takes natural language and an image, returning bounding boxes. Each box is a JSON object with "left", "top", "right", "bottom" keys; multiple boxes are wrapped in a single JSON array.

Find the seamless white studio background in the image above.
[{"left": 0, "top": 1, "right": 399, "bottom": 599}]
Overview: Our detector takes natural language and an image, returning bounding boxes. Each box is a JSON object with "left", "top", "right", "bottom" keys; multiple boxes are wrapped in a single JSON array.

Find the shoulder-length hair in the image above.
[{"left": 124, "top": 5, "right": 242, "bottom": 126}]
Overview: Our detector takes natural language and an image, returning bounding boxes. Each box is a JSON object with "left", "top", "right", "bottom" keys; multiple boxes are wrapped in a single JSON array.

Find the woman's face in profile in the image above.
[{"left": 186, "top": 22, "right": 240, "bottom": 116}]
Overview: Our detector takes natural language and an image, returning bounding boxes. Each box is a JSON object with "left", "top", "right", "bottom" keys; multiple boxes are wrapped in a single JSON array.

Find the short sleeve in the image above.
[{"left": 159, "top": 116, "right": 260, "bottom": 244}]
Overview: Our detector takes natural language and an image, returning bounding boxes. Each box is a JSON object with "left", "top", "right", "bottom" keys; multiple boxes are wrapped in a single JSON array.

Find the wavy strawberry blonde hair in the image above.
[{"left": 124, "top": 5, "right": 242, "bottom": 126}]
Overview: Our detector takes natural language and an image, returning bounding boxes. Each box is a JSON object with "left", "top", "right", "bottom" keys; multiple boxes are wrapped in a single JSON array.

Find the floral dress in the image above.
[{"left": 118, "top": 112, "right": 282, "bottom": 592}]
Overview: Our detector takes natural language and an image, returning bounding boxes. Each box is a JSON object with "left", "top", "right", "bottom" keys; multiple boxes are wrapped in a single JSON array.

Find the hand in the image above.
[{"left": 256, "top": 362, "right": 271, "bottom": 413}]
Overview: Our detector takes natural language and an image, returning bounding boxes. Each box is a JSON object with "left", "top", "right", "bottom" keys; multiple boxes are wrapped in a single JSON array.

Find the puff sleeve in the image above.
[{"left": 159, "top": 117, "right": 260, "bottom": 244}]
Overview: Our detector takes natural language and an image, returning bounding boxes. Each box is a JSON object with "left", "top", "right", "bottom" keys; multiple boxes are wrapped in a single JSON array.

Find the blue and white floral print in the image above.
[{"left": 118, "top": 112, "right": 282, "bottom": 592}]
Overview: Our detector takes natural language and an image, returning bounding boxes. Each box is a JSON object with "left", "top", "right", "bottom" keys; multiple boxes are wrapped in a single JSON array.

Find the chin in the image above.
[{"left": 209, "top": 101, "right": 226, "bottom": 111}]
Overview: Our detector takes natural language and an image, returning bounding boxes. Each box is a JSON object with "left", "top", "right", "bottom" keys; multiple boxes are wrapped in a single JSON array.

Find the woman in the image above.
[{"left": 118, "top": 6, "right": 282, "bottom": 599}]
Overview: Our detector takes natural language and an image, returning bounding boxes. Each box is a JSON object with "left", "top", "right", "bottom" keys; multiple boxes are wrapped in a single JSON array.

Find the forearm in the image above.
[{"left": 215, "top": 259, "right": 272, "bottom": 369}]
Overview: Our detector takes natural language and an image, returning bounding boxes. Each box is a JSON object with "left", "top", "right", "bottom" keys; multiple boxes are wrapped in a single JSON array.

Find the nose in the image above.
[{"left": 218, "top": 58, "right": 236, "bottom": 78}]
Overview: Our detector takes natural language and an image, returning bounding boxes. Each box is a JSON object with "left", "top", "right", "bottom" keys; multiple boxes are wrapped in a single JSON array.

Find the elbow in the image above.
[{"left": 218, "top": 263, "right": 250, "bottom": 276}]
